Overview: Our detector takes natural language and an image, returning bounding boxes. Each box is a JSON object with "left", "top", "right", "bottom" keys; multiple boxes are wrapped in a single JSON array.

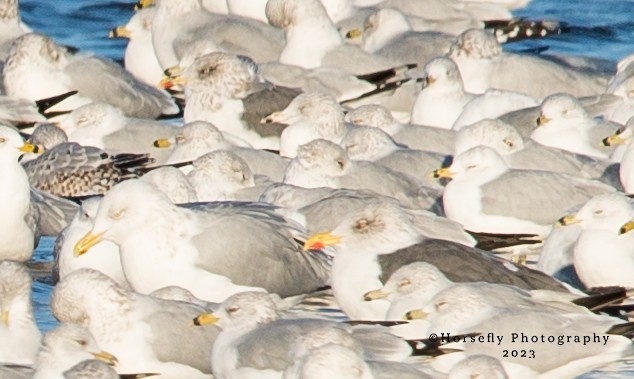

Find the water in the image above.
[{"left": 18, "top": 0, "right": 634, "bottom": 377}]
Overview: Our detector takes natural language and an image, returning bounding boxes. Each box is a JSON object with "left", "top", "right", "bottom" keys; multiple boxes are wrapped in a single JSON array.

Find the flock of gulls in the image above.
[{"left": 2, "top": 0, "right": 634, "bottom": 378}]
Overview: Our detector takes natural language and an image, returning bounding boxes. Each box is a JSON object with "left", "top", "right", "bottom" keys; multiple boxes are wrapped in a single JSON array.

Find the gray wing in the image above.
[
  {"left": 234, "top": 147, "right": 290, "bottom": 182},
  {"left": 185, "top": 202, "right": 331, "bottom": 297},
  {"left": 480, "top": 170, "right": 614, "bottom": 225},
  {"left": 242, "top": 85, "right": 300, "bottom": 138},
  {"left": 377, "top": 150, "right": 446, "bottom": 189},
  {"left": 368, "top": 361, "right": 433, "bottom": 379},
  {"left": 375, "top": 31, "right": 454, "bottom": 66},
  {"left": 377, "top": 239, "right": 566, "bottom": 292},
  {"left": 65, "top": 55, "right": 178, "bottom": 118},
  {"left": 144, "top": 298, "right": 219, "bottom": 374},
  {"left": 29, "top": 189, "right": 79, "bottom": 236}
]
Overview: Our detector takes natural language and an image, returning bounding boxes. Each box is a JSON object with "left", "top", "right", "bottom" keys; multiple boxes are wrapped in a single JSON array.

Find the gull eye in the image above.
[
  {"left": 76, "top": 339, "right": 87, "bottom": 347},
  {"left": 111, "top": 209, "right": 125, "bottom": 220},
  {"left": 77, "top": 116, "right": 88, "bottom": 125},
  {"left": 503, "top": 138, "right": 514, "bottom": 148},
  {"left": 593, "top": 209, "right": 604, "bottom": 216},
  {"left": 175, "top": 134, "right": 186, "bottom": 143},
  {"left": 199, "top": 65, "right": 215, "bottom": 76},
  {"left": 0, "top": 137, "right": 5, "bottom": 143},
  {"left": 436, "top": 301, "right": 448, "bottom": 311},
  {"left": 397, "top": 279, "right": 410, "bottom": 288},
  {"left": 467, "top": 164, "right": 477, "bottom": 169},
  {"left": 355, "top": 218, "right": 370, "bottom": 230},
  {"left": 226, "top": 305, "right": 240, "bottom": 314},
  {"left": 336, "top": 159, "right": 345, "bottom": 169}
]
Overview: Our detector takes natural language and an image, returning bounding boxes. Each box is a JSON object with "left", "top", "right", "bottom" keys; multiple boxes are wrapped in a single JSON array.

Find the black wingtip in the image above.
[{"left": 35, "top": 90, "right": 78, "bottom": 114}]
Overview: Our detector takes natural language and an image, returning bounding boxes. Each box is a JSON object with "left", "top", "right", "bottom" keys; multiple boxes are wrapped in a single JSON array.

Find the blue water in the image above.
[{"left": 19, "top": 0, "right": 634, "bottom": 377}]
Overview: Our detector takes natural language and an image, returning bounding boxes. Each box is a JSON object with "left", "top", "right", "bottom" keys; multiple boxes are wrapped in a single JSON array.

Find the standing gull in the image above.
[
  {"left": 3, "top": 33, "right": 179, "bottom": 119},
  {"left": 73, "top": 179, "right": 330, "bottom": 302}
]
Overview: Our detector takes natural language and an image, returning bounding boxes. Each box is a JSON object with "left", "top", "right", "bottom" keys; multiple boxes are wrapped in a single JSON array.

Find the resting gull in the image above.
[
  {"left": 51, "top": 269, "right": 218, "bottom": 377},
  {"left": 3, "top": 33, "right": 179, "bottom": 119},
  {"left": 303, "top": 201, "right": 566, "bottom": 320},
  {"left": 0, "top": 261, "right": 41, "bottom": 365},
  {"left": 603, "top": 122, "right": 634, "bottom": 192},
  {"left": 73, "top": 179, "right": 330, "bottom": 302},
  {"left": 140, "top": 166, "right": 198, "bottom": 204},
  {"left": 433, "top": 146, "right": 615, "bottom": 235}
]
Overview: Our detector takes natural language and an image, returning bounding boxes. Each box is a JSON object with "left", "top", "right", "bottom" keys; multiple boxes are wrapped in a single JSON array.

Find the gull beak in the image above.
[
  {"left": 345, "top": 28, "right": 363, "bottom": 39},
  {"left": 430, "top": 167, "right": 453, "bottom": 179},
  {"left": 192, "top": 313, "right": 219, "bottom": 326},
  {"left": 109, "top": 26, "right": 131, "bottom": 39},
  {"left": 91, "top": 350, "right": 119, "bottom": 366},
  {"left": 556, "top": 215, "right": 581, "bottom": 226},
  {"left": 153, "top": 138, "right": 172, "bottom": 148},
  {"left": 74, "top": 231, "right": 106, "bottom": 257},
  {"left": 1, "top": 310, "right": 8, "bottom": 326},
  {"left": 134, "top": 0, "right": 155, "bottom": 11},
  {"left": 602, "top": 134, "right": 626, "bottom": 147},
  {"left": 303, "top": 232, "right": 341, "bottom": 250},
  {"left": 536, "top": 114, "right": 550, "bottom": 127},
  {"left": 619, "top": 220, "right": 634, "bottom": 235},
  {"left": 261, "top": 111, "right": 285, "bottom": 124},
  {"left": 159, "top": 75, "right": 187, "bottom": 90},
  {"left": 363, "top": 289, "right": 389, "bottom": 301},
  {"left": 404, "top": 309, "right": 427, "bottom": 320},
  {"left": 19, "top": 143, "right": 40, "bottom": 154},
  {"left": 164, "top": 65, "right": 183, "bottom": 78}
]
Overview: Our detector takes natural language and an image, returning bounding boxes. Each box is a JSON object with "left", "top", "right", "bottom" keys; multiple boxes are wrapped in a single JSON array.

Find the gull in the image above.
[
  {"left": 0, "top": 261, "right": 41, "bottom": 365},
  {"left": 340, "top": 125, "right": 446, "bottom": 189},
  {"left": 433, "top": 146, "right": 615, "bottom": 235},
  {"left": 3, "top": 33, "right": 179, "bottom": 119},
  {"left": 109, "top": 7, "right": 163, "bottom": 87},
  {"left": 454, "top": 118, "right": 618, "bottom": 185},
  {"left": 140, "top": 166, "right": 198, "bottom": 204},
  {"left": 263, "top": 91, "right": 348, "bottom": 158},
  {"left": 151, "top": 0, "right": 283, "bottom": 69},
  {"left": 54, "top": 197, "right": 127, "bottom": 287},
  {"left": 0, "top": 125, "right": 77, "bottom": 261},
  {"left": 72, "top": 179, "right": 331, "bottom": 302},
  {"left": 447, "top": 28, "right": 609, "bottom": 98},
  {"left": 265, "top": 0, "right": 394, "bottom": 73},
  {"left": 58, "top": 102, "right": 179, "bottom": 165},
  {"left": 192, "top": 291, "right": 415, "bottom": 379},
  {"left": 226, "top": 0, "right": 268, "bottom": 22},
  {"left": 408, "top": 288, "right": 634, "bottom": 378},
  {"left": 558, "top": 193, "right": 634, "bottom": 288},
  {"left": 164, "top": 52, "right": 298, "bottom": 150},
  {"left": 283, "top": 139, "right": 440, "bottom": 211},
  {"left": 33, "top": 323, "right": 118, "bottom": 379},
  {"left": 303, "top": 201, "right": 566, "bottom": 320},
  {"left": 603, "top": 122, "right": 634, "bottom": 192},
  {"left": 187, "top": 150, "right": 271, "bottom": 202},
  {"left": 155, "top": 121, "right": 288, "bottom": 181},
  {"left": 345, "top": 104, "right": 456, "bottom": 154},
  {"left": 51, "top": 269, "right": 218, "bottom": 377},
  {"left": 531, "top": 93, "right": 619, "bottom": 159}
]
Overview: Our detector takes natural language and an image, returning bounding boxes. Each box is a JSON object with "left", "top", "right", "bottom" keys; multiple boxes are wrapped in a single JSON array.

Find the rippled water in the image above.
[{"left": 19, "top": 0, "right": 634, "bottom": 377}]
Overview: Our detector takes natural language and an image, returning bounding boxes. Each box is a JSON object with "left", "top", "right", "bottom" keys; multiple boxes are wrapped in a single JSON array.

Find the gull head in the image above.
[
  {"left": 422, "top": 57, "right": 463, "bottom": 90},
  {"left": 448, "top": 28, "right": 501, "bottom": 60},
  {"left": 434, "top": 146, "right": 509, "bottom": 183},
  {"left": 296, "top": 139, "right": 349, "bottom": 175},
  {"left": 193, "top": 291, "right": 280, "bottom": 331},
  {"left": 0, "top": 124, "right": 38, "bottom": 161},
  {"left": 341, "top": 126, "right": 400, "bottom": 161},
  {"left": 559, "top": 193, "right": 634, "bottom": 232},
  {"left": 345, "top": 104, "right": 395, "bottom": 130},
  {"left": 537, "top": 93, "right": 588, "bottom": 128},
  {"left": 454, "top": 119, "right": 524, "bottom": 156},
  {"left": 5, "top": 33, "right": 70, "bottom": 71},
  {"left": 364, "top": 262, "right": 451, "bottom": 301}
]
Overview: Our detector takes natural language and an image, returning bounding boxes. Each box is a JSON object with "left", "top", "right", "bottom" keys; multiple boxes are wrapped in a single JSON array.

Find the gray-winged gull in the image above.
[
  {"left": 33, "top": 323, "right": 118, "bottom": 379},
  {"left": 0, "top": 261, "right": 41, "bottom": 365},
  {"left": 433, "top": 146, "right": 615, "bottom": 236},
  {"left": 192, "top": 291, "right": 416, "bottom": 378},
  {"left": 3, "top": 33, "right": 179, "bottom": 119},
  {"left": 73, "top": 179, "right": 330, "bottom": 302},
  {"left": 603, "top": 122, "right": 634, "bottom": 192},
  {"left": 51, "top": 269, "right": 218, "bottom": 377},
  {"left": 140, "top": 166, "right": 198, "bottom": 204},
  {"left": 558, "top": 193, "right": 634, "bottom": 288},
  {"left": 283, "top": 139, "right": 440, "bottom": 211},
  {"left": 303, "top": 201, "right": 566, "bottom": 319}
]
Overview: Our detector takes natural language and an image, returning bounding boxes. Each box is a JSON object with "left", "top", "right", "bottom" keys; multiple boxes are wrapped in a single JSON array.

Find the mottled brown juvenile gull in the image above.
[
  {"left": 23, "top": 142, "right": 153, "bottom": 197},
  {"left": 192, "top": 291, "right": 414, "bottom": 379},
  {"left": 344, "top": 104, "right": 455, "bottom": 154},
  {"left": 0, "top": 261, "right": 41, "bottom": 365},
  {"left": 164, "top": 52, "right": 298, "bottom": 150},
  {"left": 303, "top": 201, "right": 566, "bottom": 320},
  {"left": 54, "top": 197, "right": 126, "bottom": 287},
  {"left": 3, "top": 33, "right": 179, "bottom": 119},
  {"left": 58, "top": 102, "right": 178, "bottom": 165},
  {"left": 434, "top": 146, "right": 615, "bottom": 236},
  {"left": 73, "top": 179, "right": 330, "bottom": 302},
  {"left": 33, "top": 323, "right": 117, "bottom": 379},
  {"left": 51, "top": 269, "right": 218, "bottom": 377},
  {"left": 283, "top": 139, "right": 440, "bottom": 211}
]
